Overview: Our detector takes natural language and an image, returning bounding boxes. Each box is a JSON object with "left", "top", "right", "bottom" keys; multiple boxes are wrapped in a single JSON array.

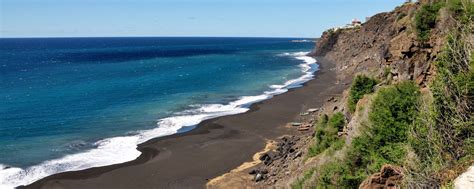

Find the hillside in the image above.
[
  {"left": 205, "top": 1, "right": 472, "bottom": 188},
  {"left": 298, "top": 0, "right": 473, "bottom": 188},
  {"left": 221, "top": 0, "right": 473, "bottom": 188}
]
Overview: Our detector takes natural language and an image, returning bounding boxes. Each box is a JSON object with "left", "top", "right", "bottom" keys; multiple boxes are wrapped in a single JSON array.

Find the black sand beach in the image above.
[{"left": 24, "top": 57, "right": 347, "bottom": 189}]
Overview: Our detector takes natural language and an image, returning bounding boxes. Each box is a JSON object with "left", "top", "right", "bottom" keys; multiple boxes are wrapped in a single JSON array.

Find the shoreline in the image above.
[
  {"left": 23, "top": 57, "right": 346, "bottom": 189},
  {"left": 0, "top": 51, "right": 316, "bottom": 188},
  {"left": 206, "top": 140, "right": 276, "bottom": 188}
]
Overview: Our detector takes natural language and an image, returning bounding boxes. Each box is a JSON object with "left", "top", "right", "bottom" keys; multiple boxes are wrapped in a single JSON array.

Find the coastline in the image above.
[
  {"left": 23, "top": 57, "right": 347, "bottom": 189},
  {"left": 206, "top": 140, "right": 276, "bottom": 188},
  {"left": 0, "top": 51, "right": 316, "bottom": 188}
]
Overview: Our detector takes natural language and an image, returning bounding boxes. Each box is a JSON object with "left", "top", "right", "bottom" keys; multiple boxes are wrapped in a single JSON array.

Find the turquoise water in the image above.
[{"left": 0, "top": 37, "right": 316, "bottom": 187}]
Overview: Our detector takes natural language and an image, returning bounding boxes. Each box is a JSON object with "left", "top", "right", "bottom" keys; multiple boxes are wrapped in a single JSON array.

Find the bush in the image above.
[
  {"left": 315, "top": 161, "right": 351, "bottom": 188},
  {"left": 296, "top": 2, "right": 473, "bottom": 187},
  {"left": 348, "top": 75, "right": 378, "bottom": 112},
  {"left": 429, "top": 33, "right": 473, "bottom": 159},
  {"left": 414, "top": 2, "right": 445, "bottom": 41},
  {"left": 314, "top": 159, "right": 366, "bottom": 189},
  {"left": 351, "top": 81, "right": 419, "bottom": 179},
  {"left": 446, "top": 0, "right": 467, "bottom": 17},
  {"left": 406, "top": 4, "right": 473, "bottom": 184},
  {"left": 292, "top": 168, "right": 316, "bottom": 189},
  {"left": 383, "top": 67, "right": 391, "bottom": 78},
  {"left": 311, "top": 82, "right": 420, "bottom": 188},
  {"left": 308, "top": 113, "right": 345, "bottom": 157},
  {"left": 369, "top": 82, "right": 420, "bottom": 144},
  {"left": 327, "top": 112, "right": 345, "bottom": 131}
]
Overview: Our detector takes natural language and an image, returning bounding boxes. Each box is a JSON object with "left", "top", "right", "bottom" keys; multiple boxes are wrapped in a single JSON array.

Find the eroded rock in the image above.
[{"left": 359, "top": 164, "right": 404, "bottom": 189}]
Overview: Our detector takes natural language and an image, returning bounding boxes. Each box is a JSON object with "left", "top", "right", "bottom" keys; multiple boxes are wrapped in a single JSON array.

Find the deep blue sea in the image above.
[{"left": 0, "top": 37, "right": 316, "bottom": 187}]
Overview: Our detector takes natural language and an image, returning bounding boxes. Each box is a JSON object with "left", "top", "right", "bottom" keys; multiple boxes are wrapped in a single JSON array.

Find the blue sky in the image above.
[{"left": 1, "top": 0, "right": 405, "bottom": 38}]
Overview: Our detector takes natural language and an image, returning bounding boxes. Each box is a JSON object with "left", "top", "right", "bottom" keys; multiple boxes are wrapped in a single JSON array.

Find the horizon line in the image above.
[{"left": 0, "top": 35, "right": 318, "bottom": 39}]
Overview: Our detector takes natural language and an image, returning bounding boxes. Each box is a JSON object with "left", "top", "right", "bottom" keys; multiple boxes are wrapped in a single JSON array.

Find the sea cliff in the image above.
[
  {"left": 209, "top": 0, "right": 472, "bottom": 188},
  {"left": 22, "top": 1, "right": 472, "bottom": 188}
]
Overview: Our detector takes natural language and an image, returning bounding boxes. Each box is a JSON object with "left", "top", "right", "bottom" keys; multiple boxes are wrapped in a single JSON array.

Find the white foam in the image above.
[
  {"left": 0, "top": 51, "right": 318, "bottom": 188},
  {"left": 0, "top": 136, "right": 141, "bottom": 188},
  {"left": 274, "top": 51, "right": 319, "bottom": 90}
]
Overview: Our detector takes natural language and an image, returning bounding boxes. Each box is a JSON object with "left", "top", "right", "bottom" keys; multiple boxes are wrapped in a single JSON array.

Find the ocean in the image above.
[{"left": 0, "top": 37, "right": 316, "bottom": 187}]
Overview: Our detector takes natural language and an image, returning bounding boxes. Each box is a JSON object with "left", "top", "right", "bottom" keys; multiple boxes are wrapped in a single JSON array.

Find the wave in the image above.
[{"left": 0, "top": 51, "right": 318, "bottom": 188}]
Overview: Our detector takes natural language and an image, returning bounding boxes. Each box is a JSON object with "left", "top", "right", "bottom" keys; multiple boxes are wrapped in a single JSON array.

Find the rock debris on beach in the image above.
[{"left": 249, "top": 136, "right": 303, "bottom": 183}]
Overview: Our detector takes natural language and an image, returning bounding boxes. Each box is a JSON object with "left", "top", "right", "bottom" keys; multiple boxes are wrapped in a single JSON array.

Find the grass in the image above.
[
  {"left": 315, "top": 160, "right": 363, "bottom": 188},
  {"left": 291, "top": 168, "right": 316, "bottom": 189},
  {"left": 307, "top": 112, "right": 345, "bottom": 157},
  {"left": 344, "top": 82, "right": 419, "bottom": 183},
  {"left": 304, "top": 82, "right": 421, "bottom": 188},
  {"left": 383, "top": 67, "right": 392, "bottom": 80},
  {"left": 294, "top": 1, "right": 473, "bottom": 187},
  {"left": 405, "top": 1, "right": 473, "bottom": 185},
  {"left": 414, "top": 1, "right": 445, "bottom": 41},
  {"left": 348, "top": 75, "right": 378, "bottom": 112}
]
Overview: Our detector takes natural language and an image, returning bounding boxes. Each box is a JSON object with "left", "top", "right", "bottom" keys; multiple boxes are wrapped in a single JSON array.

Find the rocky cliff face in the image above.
[
  {"left": 207, "top": 1, "right": 470, "bottom": 188},
  {"left": 310, "top": 2, "right": 450, "bottom": 86},
  {"left": 304, "top": 2, "right": 462, "bottom": 188}
]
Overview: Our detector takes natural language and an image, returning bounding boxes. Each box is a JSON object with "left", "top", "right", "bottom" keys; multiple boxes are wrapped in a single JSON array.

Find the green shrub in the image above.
[
  {"left": 308, "top": 112, "right": 345, "bottom": 157},
  {"left": 327, "top": 112, "right": 345, "bottom": 131},
  {"left": 369, "top": 82, "right": 420, "bottom": 144},
  {"left": 314, "top": 160, "right": 365, "bottom": 189},
  {"left": 312, "top": 82, "right": 420, "bottom": 188},
  {"left": 297, "top": 2, "right": 473, "bottom": 187},
  {"left": 383, "top": 67, "right": 391, "bottom": 78},
  {"left": 408, "top": 4, "right": 473, "bottom": 184},
  {"left": 315, "top": 161, "right": 350, "bottom": 188},
  {"left": 405, "top": 3, "right": 473, "bottom": 184},
  {"left": 317, "top": 114, "right": 329, "bottom": 127},
  {"left": 414, "top": 2, "right": 445, "bottom": 41},
  {"left": 352, "top": 81, "right": 419, "bottom": 178},
  {"left": 446, "top": 0, "right": 467, "bottom": 16},
  {"left": 429, "top": 35, "right": 473, "bottom": 159},
  {"left": 348, "top": 75, "right": 378, "bottom": 112},
  {"left": 292, "top": 168, "right": 316, "bottom": 189}
]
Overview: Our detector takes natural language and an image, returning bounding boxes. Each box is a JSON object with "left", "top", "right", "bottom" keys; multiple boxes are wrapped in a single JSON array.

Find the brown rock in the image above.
[
  {"left": 309, "top": 1, "right": 442, "bottom": 86},
  {"left": 359, "top": 164, "right": 404, "bottom": 189}
]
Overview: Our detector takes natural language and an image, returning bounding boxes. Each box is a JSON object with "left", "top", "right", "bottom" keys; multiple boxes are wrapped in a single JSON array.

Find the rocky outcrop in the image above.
[
  {"left": 310, "top": 2, "right": 449, "bottom": 86},
  {"left": 248, "top": 136, "right": 303, "bottom": 185},
  {"left": 359, "top": 164, "right": 404, "bottom": 189},
  {"left": 303, "top": 2, "right": 457, "bottom": 188},
  {"left": 212, "top": 1, "right": 465, "bottom": 188}
]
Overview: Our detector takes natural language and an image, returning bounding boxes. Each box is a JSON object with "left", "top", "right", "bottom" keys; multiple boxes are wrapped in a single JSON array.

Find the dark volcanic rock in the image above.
[{"left": 252, "top": 136, "right": 303, "bottom": 183}]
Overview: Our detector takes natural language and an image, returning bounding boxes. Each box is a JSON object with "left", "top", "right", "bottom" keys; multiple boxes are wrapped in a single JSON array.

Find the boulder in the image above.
[{"left": 359, "top": 164, "right": 404, "bottom": 189}]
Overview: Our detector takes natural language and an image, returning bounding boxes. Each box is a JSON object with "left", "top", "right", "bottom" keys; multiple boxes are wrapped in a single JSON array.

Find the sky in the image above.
[{"left": 1, "top": 0, "right": 406, "bottom": 38}]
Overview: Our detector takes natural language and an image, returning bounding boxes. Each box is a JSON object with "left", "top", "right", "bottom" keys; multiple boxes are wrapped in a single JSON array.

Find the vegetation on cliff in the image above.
[
  {"left": 407, "top": 0, "right": 473, "bottom": 186},
  {"left": 307, "top": 112, "right": 345, "bottom": 157},
  {"left": 293, "top": 0, "right": 473, "bottom": 188},
  {"left": 415, "top": 1, "right": 445, "bottom": 41},
  {"left": 348, "top": 75, "right": 378, "bottom": 112},
  {"left": 299, "top": 82, "right": 420, "bottom": 188}
]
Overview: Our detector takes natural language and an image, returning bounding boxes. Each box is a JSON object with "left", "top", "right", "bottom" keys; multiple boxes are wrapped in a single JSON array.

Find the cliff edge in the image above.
[
  {"left": 205, "top": 1, "right": 472, "bottom": 188},
  {"left": 297, "top": 0, "right": 473, "bottom": 188}
]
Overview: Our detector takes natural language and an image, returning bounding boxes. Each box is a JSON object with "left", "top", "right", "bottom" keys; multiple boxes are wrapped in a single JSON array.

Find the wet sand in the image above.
[{"left": 24, "top": 57, "right": 346, "bottom": 189}]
